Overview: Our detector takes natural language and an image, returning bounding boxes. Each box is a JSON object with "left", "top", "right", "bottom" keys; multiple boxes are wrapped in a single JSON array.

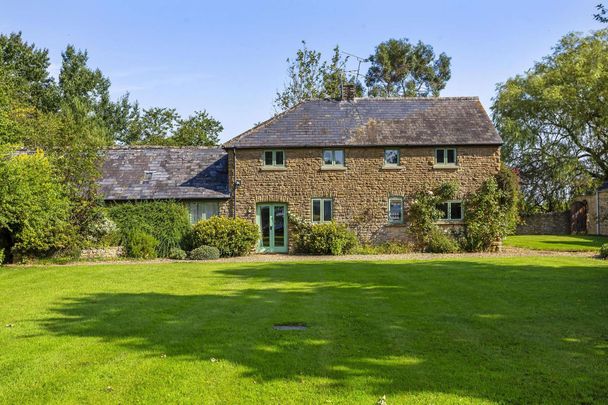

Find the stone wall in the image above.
[
  {"left": 574, "top": 190, "right": 608, "bottom": 235},
  {"left": 228, "top": 145, "right": 501, "bottom": 250},
  {"left": 80, "top": 246, "right": 124, "bottom": 259},
  {"left": 516, "top": 211, "right": 570, "bottom": 235}
]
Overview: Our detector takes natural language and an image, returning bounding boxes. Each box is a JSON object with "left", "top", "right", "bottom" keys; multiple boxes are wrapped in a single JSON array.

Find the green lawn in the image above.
[
  {"left": 503, "top": 234, "right": 608, "bottom": 252},
  {"left": 1, "top": 258, "right": 607, "bottom": 404}
]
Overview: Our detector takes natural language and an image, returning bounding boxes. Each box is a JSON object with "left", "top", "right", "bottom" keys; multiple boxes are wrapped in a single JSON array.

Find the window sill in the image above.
[
  {"left": 436, "top": 220, "right": 465, "bottom": 225},
  {"left": 387, "top": 222, "right": 406, "bottom": 227},
  {"left": 260, "top": 166, "right": 287, "bottom": 171},
  {"left": 433, "top": 164, "right": 459, "bottom": 170},
  {"left": 381, "top": 165, "right": 404, "bottom": 170},
  {"left": 321, "top": 165, "right": 347, "bottom": 171}
]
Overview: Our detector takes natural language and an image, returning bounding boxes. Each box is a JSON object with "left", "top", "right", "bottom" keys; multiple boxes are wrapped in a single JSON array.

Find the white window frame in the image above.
[
  {"left": 388, "top": 196, "right": 404, "bottom": 224},
  {"left": 384, "top": 149, "right": 400, "bottom": 166},
  {"left": 437, "top": 200, "right": 464, "bottom": 221},
  {"left": 262, "top": 150, "right": 285, "bottom": 167},
  {"left": 435, "top": 147, "right": 457, "bottom": 166},
  {"left": 312, "top": 198, "right": 333, "bottom": 223},
  {"left": 322, "top": 149, "right": 345, "bottom": 167},
  {"left": 187, "top": 201, "right": 220, "bottom": 224}
]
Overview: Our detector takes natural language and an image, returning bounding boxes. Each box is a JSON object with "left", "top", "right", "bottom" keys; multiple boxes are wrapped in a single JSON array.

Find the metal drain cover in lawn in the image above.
[{"left": 273, "top": 323, "right": 307, "bottom": 330}]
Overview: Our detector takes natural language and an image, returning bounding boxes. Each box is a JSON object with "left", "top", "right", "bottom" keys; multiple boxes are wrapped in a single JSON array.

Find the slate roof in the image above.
[
  {"left": 99, "top": 147, "right": 230, "bottom": 201},
  {"left": 224, "top": 97, "right": 502, "bottom": 148}
]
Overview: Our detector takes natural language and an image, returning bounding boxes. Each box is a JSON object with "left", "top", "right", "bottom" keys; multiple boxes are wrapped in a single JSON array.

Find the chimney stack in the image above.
[{"left": 341, "top": 83, "right": 356, "bottom": 101}]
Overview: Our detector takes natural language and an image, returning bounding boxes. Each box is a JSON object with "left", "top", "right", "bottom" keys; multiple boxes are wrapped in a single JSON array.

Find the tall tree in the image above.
[
  {"left": 0, "top": 32, "right": 58, "bottom": 111},
  {"left": 365, "top": 38, "right": 451, "bottom": 97},
  {"left": 492, "top": 29, "right": 608, "bottom": 212},
  {"left": 595, "top": 4, "right": 608, "bottom": 23},
  {"left": 171, "top": 110, "right": 222, "bottom": 146},
  {"left": 274, "top": 42, "right": 356, "bottom": 111}
]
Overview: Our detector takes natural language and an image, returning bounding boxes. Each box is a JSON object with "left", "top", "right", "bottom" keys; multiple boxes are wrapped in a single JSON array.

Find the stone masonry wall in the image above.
[
  {"left": 575, "top": 191, "right": 608, "bottom": 235},
  {"left": 516, "top": 211, "right": 570, "bottom": 235},
  {"left": 228, "top": 146, "right": 501, "bottom": 250}
]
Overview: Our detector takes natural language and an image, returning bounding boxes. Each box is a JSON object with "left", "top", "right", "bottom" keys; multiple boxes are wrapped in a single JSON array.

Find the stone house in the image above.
[{"left": 100, "top": 95, "right": 503, "bottom": 253}]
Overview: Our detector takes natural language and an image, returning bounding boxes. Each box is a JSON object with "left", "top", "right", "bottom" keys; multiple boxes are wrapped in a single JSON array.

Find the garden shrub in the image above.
[
  {"left": 463, "top": 173, "right": 520, "bottom": 252},
  {"left": 188, "top": 216, "right": 258, "bottom": 257},
  {"left": 408, "top": 181, "right": 459, "bottom": 252},
  {"left": 107, "top": 201, "right": 190, "bottom": 257},
  {"left": 426, "top": 229, "right": 460, "bottom": 253},
  {"left": 290, "top": 216, "right": 358, "bottom": 255},
  {"left": 0, "top": 248, "right": 4, "bottom": 265},
  {"left": 600, "top": 243, "right": 608, "bottom": 259},
  {"left": 0, "top": 147, "right": 74, "bottom": 259},
  {"left": 189, "top": 245, "right": 220, "bottom": 260},
  {"left": 168, "top": 247, "right": 187, "bottom": 260},
  {"left": 124, "top": 230, "right": 158, "bottom": 259},
  {"left": 84, "top": 209, "right": 120, "bottom": 247}
]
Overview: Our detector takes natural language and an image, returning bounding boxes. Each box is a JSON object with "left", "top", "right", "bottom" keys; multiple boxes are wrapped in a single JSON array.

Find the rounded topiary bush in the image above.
[
  {"left": 292, "top": 220, "right": 358, "bottom": 255},
  {"left": 600, "top": 243, "right": 608, "bottom": 259},
  {"left": 168, "top": 247, "right": 187, "bottom": 260},
  {"left": 124, "top": 230, "right": 158, "bottom": 259},
  {"left": 188, "top": 216, "right": 258, "bottom": 257},
  {"left": 189, "top": 245, "right": 220, "bottom": 260}
]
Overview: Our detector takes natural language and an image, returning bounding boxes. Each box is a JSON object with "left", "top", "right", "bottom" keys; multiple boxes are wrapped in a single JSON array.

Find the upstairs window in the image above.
[
  {"left": 312, "top": 198, "right": 332, "bottom": 223},
  {"left": 323, "top": 149, "right": 345, "bottom": 167},
  {"left": 435, "top": 148, "right": 457, "bottom": 165},
  {"left": 388, "top": 197, "right": 404, "bottom": 224},
  {"left": 263, "top": 150, "right": 285, "bottom": 167},
  {"left": 437, "top": 200, "right": 463, "bottom": 221},
  {"left": 187, "top": 201, "right": 219, "bottom": 224},
  {"left": 384, "top": 149, "right": 400, "bottom": 166}
]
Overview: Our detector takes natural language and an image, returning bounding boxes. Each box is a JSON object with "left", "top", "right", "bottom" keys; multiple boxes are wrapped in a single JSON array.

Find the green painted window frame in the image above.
[
  {"left": 388, "top": 196, "right": 404, "bottom": 224},
  {"left": 187, "top": 201, "right": 220, "bottom": 224},
  {"left": 311, "top": 198, "right": 333, "bottom": 223},
  {"left": 435, "top": 147, "right": 457, "bottom": 165},
  {"left": 384, "top": 149, "right": 400, "bottom": 166},
  {"left": 322, "top": 149, "right": 345, "bottom": 167},
  {"left": 262, "top": 150, "right": 285, "bottom": 167},
  {"left": 437, "top": 200, "right": 464, "bottom": 221}
]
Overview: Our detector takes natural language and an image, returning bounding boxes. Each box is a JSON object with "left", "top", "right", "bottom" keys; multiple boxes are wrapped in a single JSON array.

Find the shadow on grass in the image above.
[{"left": 41, "top": 260, "right": 608, "bottom": 403}]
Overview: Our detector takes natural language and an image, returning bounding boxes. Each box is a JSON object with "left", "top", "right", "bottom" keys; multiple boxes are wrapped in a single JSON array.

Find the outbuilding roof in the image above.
[
  {"left": 223, "top": 97, "right": 502, "bottom": 148},
  {"left": 99, "top": 147, "right": 229, "bottom": 201}
]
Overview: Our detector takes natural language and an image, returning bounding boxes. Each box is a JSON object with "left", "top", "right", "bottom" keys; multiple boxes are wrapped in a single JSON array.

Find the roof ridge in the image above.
[{"left": 107, "top": 145, "right": 223, "bottom": 150}]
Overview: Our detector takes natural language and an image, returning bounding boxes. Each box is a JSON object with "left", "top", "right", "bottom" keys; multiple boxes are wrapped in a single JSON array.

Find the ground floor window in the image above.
[
  {"left": 187, "top": 201, "right": 219, "bottom": 224},
  {"left": 312, "top": 198, "right": 332, "bottom": 223},
  {"left": 388, "top": 197, "right": 404, "bottom": 224},
  {"left": 437, "top": 200, "right": 463, "bottom": 221}
]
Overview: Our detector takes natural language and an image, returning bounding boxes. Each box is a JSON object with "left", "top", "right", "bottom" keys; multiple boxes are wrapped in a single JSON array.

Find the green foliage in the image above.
[
  {"left": 353, "top": 242, "right": 413, "bottom": 255},
  {"left": 123, "top": 230, "right": 158, "bottom": 259},
  {"left": 188, "top": 216, "right": 259, "bottom": 257},
  {"left": 0, "top": 247, "right": 4, "bottom": 265},
  {"left": 492, "top": 29, "right": 608, "bottom": 212},
  {"left": 407, "top": 181, "right": 459, "bottom": 251},
  {"left": 168, "top": 247, "right": 187, "bottom": 260},
  {"left": 0, "top": 147, "right": 74, "bottom": 258},
  {"left": 107, "top": 201, "right": 190, "bottom": 258},
  {"left": 599, "top": 243, "right": 608, "bottom": 259},
  {"left": 290, "top": 216, "right": 358, "bottom": 255},
  {"left": 366, "top": 38, "right": 451, "bottom": 97},
  {"left": 189, "top": 245, "right": 220, "bottom": 260},
  {"left": 595, "top": 4, "right": 607, "bottom": 23},
  {"left": 464, "top": 174, "right": 522, "bottom": 252},
  {"left": 426, "top": 229, "right": 460, "bottom": 253},
  {"left": 83, "top": 210, "right": 120, "bottom": 247},
  {"left": 274, "top": 42, "right": 362, "bottom": 111}
]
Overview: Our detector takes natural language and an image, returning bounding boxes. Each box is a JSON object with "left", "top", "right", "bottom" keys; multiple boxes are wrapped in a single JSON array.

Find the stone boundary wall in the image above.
[
  {"left": 80, "top": 246, "right": 124, "bottom": 259},
  {"left": 516, "top": 211, "right": 570, "bottom": 235}
]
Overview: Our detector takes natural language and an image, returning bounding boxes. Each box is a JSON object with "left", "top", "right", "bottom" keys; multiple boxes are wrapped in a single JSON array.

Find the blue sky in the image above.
[{"left": 1, "top": 1, "right": 604, "bottom": 142}]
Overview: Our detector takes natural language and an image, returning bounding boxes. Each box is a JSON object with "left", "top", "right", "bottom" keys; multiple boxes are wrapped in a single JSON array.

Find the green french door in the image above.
[{"left": 256, "top": 204, "right": 288, "bottom": 253}]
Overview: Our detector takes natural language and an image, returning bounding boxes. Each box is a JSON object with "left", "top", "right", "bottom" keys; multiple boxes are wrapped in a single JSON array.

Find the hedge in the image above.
[{"left": 106, "top": 201, "right": 190, "bottom": 257}]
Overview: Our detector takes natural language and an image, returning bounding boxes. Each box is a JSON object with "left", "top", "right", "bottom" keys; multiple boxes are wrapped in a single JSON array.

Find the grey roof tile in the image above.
[
  {"left": 223, "top": 97, "right": 502, "bottom": 148},
  {"left": 99, "top": 147, "right": 230, "bottom": 201}
]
